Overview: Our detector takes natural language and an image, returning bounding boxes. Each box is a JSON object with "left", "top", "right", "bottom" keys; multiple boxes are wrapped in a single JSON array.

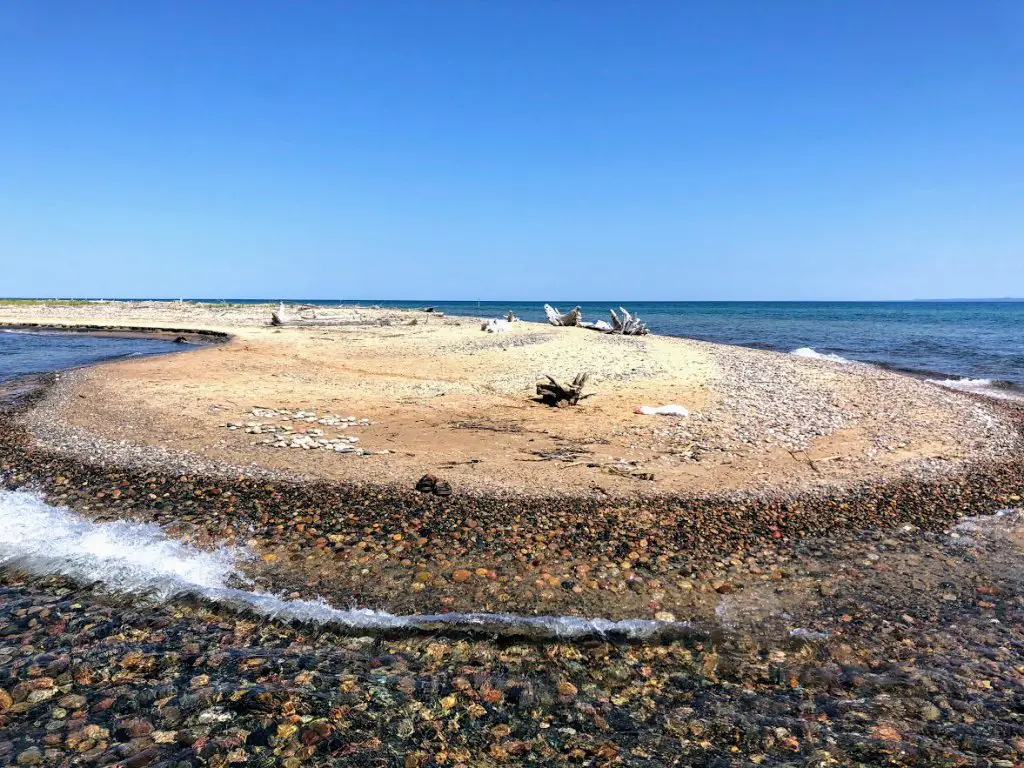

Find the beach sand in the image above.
[{"left": 1, "top": 301, "right": 1015, "bottom": 498}]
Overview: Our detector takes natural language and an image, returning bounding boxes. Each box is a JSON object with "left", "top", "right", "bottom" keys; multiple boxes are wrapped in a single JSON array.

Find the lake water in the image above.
[{"left": 0, "top": 329, "right": 183, "bottom": 383}]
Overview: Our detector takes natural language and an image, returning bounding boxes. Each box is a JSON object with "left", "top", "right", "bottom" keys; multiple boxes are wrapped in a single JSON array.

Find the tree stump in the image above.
[{"left": 536, "top": 372, "right": 590, "bottom": 406}]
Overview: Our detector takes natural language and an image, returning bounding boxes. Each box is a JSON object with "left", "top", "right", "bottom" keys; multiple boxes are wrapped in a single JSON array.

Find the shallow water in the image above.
[
  {"left": 0, "top": 328, "right": 183, "bottom": 383},
  {"left": 3, "top": 493, "right": 1023, "bottom": 764},
  {"left": 0, "top": 489, "right": 694, "bottom": 641}
]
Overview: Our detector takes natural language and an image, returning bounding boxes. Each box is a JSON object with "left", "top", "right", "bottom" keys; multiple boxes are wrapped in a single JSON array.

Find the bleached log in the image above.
[
  {"left": 544, "top": 304, "right": 582, "bottom": 327},
  {"left": 609, "top": 307, "right": 649, "bottom": 336}
]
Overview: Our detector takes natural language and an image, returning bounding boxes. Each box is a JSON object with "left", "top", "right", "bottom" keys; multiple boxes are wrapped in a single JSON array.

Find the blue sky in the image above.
[{"left": 1, "top": 2, "right": 1021, "bottom": 301}]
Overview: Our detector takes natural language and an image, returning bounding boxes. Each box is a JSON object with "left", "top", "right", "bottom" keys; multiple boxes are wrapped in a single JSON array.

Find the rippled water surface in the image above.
[{"left": 0, "top": 329, "right": 183, "bottom": 383}]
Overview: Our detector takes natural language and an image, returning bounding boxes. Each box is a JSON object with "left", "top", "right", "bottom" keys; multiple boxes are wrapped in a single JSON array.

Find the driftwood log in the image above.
[
  {"left": 609, "top": 307, "right": 649, "bottom": 336},
  {"left": 544, "top": 304, "right": 582, "bottom": 327},
  {"left": 536, "top": 372, "right": 590, "bottom": 406}
]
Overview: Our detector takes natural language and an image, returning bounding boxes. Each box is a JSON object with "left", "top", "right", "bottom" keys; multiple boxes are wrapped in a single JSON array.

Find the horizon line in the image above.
[{"left": 3, "top": 296, "right": 1023, "bottom": 304}]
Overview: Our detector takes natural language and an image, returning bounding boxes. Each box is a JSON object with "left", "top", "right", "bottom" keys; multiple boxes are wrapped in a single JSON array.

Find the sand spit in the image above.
[
  {"left": 1, "top": 300, "right": 1022, "bottom": 620},
  {"left": 1, "top": 300, "right": 1017, "bottom": 499},
  {"left": 2, "top": 301, "right": 1024, "bottom": 618},
  {"left": 3, "top": 302, "right": 1024, "bottom": 765}
]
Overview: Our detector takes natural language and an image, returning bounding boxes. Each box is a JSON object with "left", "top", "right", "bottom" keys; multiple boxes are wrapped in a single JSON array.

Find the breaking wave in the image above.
[
  {"left": 790, "top": 347, "right": 854, "bottom": 364},
  {"left": 0, "top": 490, "right": 694, "bottom": 641},
  {"left": 925, "top": 377, "right": 1024, "bottom": 402}
]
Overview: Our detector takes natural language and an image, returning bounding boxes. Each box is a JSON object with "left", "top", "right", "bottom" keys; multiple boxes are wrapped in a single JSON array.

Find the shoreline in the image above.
[
  {"left": 1, "top": 301, "right": 1022, "bottom": 621},
  {"left": 5, "top": 303, "right": 1018, "bottom": 496},
  {"left": 3, "top": 309, "right": 1024, "bottom": 765},
  {"left": 1, "top": 323, "right": 230, "bottom": 344},
  {"left": 2, "top": 370, "right": 1022, "bottom": 622}
]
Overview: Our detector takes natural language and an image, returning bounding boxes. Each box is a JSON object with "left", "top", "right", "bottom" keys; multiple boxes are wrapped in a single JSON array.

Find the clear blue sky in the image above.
[{"left": 1, "top": 2, "right": 1021, "bottom": 301}]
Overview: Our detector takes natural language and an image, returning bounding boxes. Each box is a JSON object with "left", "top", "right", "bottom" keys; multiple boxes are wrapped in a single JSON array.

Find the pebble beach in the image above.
[{"left": 1, "top": 300, "right": 1023, "bottom": 766}]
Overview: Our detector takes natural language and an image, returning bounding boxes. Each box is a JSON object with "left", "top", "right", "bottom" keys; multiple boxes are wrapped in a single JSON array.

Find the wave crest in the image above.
[
  {"left": 0, "top": 490, "right": 696, "bottom": 641},
  {"left": 790, "top": 347, "right": 853, "bottom": 364},
  {"left": 925, "top": 377, "right": 1024, "bottom": 402}
]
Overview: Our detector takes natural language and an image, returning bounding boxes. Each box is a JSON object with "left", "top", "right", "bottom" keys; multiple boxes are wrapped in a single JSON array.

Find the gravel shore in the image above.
[
  {"left": 3, "top": 376, "right": 1023, "bottom": 624},
  {"left": 2, "top": 507, "right": 1023, "bottom": 766}
]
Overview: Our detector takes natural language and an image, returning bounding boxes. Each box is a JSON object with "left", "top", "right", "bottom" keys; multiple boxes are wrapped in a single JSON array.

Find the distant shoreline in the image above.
[{"left": 2, "top": 296, "right": 1023, "bottom": 303}]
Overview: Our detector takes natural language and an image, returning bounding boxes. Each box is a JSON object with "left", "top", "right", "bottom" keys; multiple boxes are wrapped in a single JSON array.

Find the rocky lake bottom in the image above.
[{"left": 2, "top": 486, "right": 1024, "bottom": 767}]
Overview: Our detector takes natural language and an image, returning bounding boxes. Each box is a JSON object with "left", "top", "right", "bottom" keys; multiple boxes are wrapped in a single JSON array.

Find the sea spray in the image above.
[{"left": 0, "top": 489, "right": 701, "bottom": 641}]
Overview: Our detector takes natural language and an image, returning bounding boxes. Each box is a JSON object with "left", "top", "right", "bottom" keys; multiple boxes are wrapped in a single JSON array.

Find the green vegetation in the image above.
[{"left": 0, "top": 298, "right": 105, "bottom": 306}]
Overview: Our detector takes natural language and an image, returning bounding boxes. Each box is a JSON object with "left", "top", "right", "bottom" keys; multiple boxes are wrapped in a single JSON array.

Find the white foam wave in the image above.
[
  {"left": 925, "top": 377, "right": 1024, "bottom": 402},
  {"left": 790, "top": 347, "right": 853, "bottom": 364},
  {"left": 0, "top": 490, "right": 691, "bottom": 640}
]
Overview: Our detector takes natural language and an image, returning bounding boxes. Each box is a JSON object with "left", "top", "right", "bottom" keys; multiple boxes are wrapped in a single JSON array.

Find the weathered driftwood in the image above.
[
  {"left": 579, "top": 319, "right": 613, "bottom": 332},
  {"left": 536, "top": 372, "right": 590, "bottom": 406},
  {"left": 609, "top": 307, "right": 649, "bottom": 336},
  {"left": 544, "top": 304, "right": 582, "bottom": 327}
]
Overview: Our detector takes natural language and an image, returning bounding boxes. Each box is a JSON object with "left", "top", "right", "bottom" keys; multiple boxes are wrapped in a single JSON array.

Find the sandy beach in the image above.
[{"left": 3, "top": 300, "right": 1017, "bottom": 498}]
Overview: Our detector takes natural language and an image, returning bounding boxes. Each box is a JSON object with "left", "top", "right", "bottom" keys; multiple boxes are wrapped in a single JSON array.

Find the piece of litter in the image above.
[
  {"left": 634, "top": 404, "right": 689, "bottom": 417},
  {"left": 480, "top": 318, "right": 510, "bottom": 333}
]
